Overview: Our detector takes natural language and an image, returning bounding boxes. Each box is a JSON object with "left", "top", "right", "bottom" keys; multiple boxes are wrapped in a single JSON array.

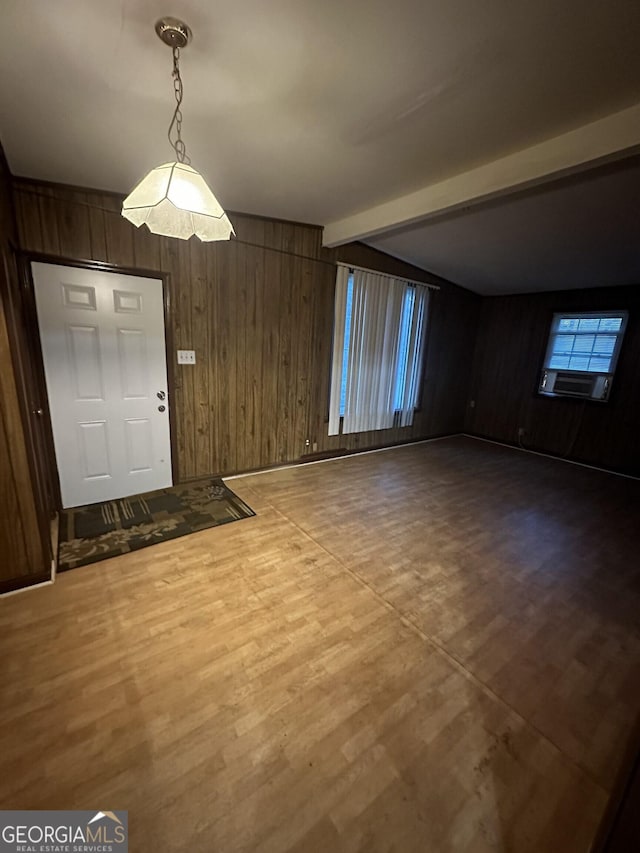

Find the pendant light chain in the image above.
[{"left": 167, "top": 46, "right": 191, "bottom": 165}]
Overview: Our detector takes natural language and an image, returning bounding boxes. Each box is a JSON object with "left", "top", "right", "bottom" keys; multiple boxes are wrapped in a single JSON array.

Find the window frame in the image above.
[
  {"left": 327, "top": 266, "right": 433, "bottom": 434},
  {"left": 538, "top": 309, "right": 629, "bottom": 402}
]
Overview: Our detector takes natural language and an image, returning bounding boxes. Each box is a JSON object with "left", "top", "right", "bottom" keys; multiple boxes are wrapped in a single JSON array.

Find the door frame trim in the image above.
[
  {"left": 19, "top": 252, "right": 179, "bottom": 508},
  {"left": 2, "top": 243, "right": 54, "bottom": 565}
]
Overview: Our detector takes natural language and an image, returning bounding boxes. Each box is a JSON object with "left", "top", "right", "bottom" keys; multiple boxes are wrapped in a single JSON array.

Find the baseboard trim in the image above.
[
  {"left": 0, "top": 565, "right": 55, "bottom": 597},
  {"left": 225, "top": 433, "right": 463, "bottom": 481},
  {"left": 463, "top": 433, "right": 640, "bottom": 481}
]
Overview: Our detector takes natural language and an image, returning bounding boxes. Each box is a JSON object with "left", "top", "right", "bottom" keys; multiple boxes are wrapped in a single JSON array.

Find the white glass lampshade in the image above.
[{"left": 122, "top": 162, "right": 234, "bottom": 241}]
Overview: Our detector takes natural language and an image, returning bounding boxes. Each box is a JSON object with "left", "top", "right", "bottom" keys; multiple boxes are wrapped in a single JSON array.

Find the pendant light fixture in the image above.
[{"left": 122, "top": 17, "right": 234, "bottom": 242}]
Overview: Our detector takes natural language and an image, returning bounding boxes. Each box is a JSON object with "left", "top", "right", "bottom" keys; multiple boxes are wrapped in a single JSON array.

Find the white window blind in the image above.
[
  {"left": 328, "top": 266, "right": 430, "bottom": 436},
  {"left": 544, "top": 311, "right": 628, "bottom": 374}
]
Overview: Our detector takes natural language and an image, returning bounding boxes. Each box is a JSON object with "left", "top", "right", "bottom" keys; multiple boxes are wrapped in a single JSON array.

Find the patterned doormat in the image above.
[{"left": 58, "top": 479, "right": 255, "bottom": 572}]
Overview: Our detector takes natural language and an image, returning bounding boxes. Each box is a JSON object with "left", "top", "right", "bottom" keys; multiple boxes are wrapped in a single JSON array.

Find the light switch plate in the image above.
[{"left": 177, "top": 349, "right": 196, "bottom": 365}]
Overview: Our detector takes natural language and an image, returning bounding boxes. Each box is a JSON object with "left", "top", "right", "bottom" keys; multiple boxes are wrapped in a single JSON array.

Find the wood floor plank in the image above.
[{"left": 1, "top": 436, "right": 638, "bottom": 851}]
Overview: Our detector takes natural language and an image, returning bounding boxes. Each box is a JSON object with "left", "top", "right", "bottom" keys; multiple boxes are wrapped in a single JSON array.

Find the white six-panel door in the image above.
[{"left": 32, "top": 262, "right": 173, "bottom": 508}]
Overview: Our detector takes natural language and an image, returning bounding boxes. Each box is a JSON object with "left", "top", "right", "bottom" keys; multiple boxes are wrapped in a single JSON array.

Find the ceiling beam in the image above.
[{"left": 322, "top": 103, "right": 640, "bottom": 247}]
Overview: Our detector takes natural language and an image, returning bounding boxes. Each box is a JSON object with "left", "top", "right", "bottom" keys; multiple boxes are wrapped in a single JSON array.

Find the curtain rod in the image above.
[{"left": 337, "top": 261, "right": 439, "bottom": 291}]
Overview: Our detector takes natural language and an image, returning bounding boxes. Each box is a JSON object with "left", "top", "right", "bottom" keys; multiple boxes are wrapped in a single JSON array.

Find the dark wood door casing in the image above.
[{"left": 0, "top": 148, "right": 48, "bottom": 587}]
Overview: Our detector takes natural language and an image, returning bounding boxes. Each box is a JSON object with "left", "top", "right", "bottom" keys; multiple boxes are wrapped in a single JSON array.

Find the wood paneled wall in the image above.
[
  {"left": 0, "top": 157, "right": 47, "bottom": 588},
  {"left": 466, "top": 285, "right": 640, "bottom": 476},
  {"left": 7, "top": 172, "right": 638, "bottom": 589},
  {"left": 12, "top": 178, "right": 479, "bottom": 484}
]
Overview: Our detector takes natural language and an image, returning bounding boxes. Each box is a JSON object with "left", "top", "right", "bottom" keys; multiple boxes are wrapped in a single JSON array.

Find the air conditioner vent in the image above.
[
  {"left": 553, "top": 374, "right": 595, "bottom": 397},
  {"left": 539, "top": 370, "right": 611, "bottom": 401}
]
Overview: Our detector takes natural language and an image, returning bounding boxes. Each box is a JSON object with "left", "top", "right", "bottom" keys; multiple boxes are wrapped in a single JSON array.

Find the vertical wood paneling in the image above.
[
  {"left": 0, "top": 403, "right": 27, "bottom": 572},
  {"left": 131, "top": 212, "right": 162, "bottom": 271},
  {"left": 37, "top": 187, "right": 61, "bottom": 256},
  {"left": 261, "top": 220, "right": 281, "bottom": 467},
  {"left": 215, "top": 240, "right": 234, "bottom": 473},
  {"left": 0, "top": 301, "right": 38, "bottom": 581},
  {"left": 190, "top": 239, "right": 210, "bottom": 478},
  {"left": 177, "top": 238, "right": 196, "bottom": 478},
  {"left": 306, "top": 259, "right": 335, "bottom": 449},
  {"left": 235, "top": 237, "right": 249, "bottom": 472},
  {"left": 205, "top": 245, "right": 219, "bottom": 472},
  {"left": 244, "top": 240, "right": 264, "bottom": 471},
  {"left": 86, "top": 191, "right": 108, "bottom": 261},
  {"left": 57, "top": 191, "right": 91, "bottom": 260},
  {"left": 104, "top": 194, "right": 135, "bottom": 268},
  {"left": 12, "top": 178, "right": 478, "bottom": 481},
  {"left": 278, "top": 224, "right": 294, "bottom": 463},
  {"left": 227, "top": 239, "right": 240, "bottom": 473},
  {"left": 15, "top": 189, "right": 43, "bottom": 253}
]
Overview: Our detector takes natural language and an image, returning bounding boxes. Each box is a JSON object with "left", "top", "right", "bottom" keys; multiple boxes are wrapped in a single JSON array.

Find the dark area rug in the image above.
[{"left": 58, "top": 479, "right": 255, "bottom": 571}]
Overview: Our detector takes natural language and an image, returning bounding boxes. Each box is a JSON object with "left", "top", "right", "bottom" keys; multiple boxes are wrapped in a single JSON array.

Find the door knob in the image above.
[
  {"left": 158, "top": 405, "right": 166, "bottom": 412},
  {"left": 157, "top": 391, "right": 166, "bottom": 400},
  {"left": 33, "top": 408, "right": 44, "bottom": 416}
]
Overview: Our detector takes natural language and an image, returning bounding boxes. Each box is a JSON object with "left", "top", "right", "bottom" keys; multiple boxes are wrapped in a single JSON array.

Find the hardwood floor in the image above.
[{"left": 1, "top": 436, "right": 638, "bottom": 852}]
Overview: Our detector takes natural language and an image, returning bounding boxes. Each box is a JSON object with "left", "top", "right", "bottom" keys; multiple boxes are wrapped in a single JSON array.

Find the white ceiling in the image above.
[{"left": 1, "top": 0, "right": 640, "bottom": 294}]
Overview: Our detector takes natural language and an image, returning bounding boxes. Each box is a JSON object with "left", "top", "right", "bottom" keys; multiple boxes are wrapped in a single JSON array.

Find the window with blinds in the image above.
[
  {"left": 328, "top": 267, "right": 431, "bottom": 435},
  {"left": 539, "top": 310, "right": 628, "bottom": 401},
  {"left": 338, "top": 276, "right": 421, "bottom": 417}
]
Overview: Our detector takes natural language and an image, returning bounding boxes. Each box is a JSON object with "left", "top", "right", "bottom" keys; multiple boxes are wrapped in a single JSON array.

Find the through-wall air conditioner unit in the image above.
[{"left": 539, "top": 370, "right": 611, "bottom": 401}]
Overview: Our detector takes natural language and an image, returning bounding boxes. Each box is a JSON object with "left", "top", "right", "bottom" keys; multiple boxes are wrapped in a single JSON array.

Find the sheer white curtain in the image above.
[
  {"left": 328, "top": 267, "right": 430, "bottom": 436},
  {"left": 397, "top": 286, "right": 429, "bottom": 427}
]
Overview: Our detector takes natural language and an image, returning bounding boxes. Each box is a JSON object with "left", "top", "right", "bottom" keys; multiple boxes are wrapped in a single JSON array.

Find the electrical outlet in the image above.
[
  {"left": 518, "top": 427, "right": 526, "bottom": 438},
  {"left": 177, "top": 349, "right": 196, "bottom": 365}
]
